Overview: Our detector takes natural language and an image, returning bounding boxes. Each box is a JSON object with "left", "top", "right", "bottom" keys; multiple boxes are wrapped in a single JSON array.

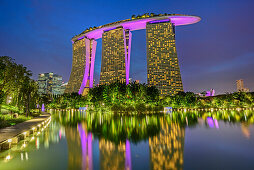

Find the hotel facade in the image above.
[{"left": 65, "top": 14, "right": 200, "bottom": 95}]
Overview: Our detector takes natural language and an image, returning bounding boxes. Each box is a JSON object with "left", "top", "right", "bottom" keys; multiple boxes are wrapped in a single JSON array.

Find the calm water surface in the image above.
[{"left": 1, "top": 110, "right": 254, "bottom": 170}]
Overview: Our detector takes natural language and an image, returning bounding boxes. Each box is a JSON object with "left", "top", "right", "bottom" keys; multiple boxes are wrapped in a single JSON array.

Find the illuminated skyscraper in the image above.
[
  {"left": 100, "top": 27, "right": 131, "bottom": 85},
  {"left": 65, "top": 39, "right": 86, "bottom": 93},
  {"left": 146, "top": 20, "right": 183, "bottom": 96},
  {"left": 65, "top": 38, "right": 97, "bottom": 95},
  {"left": 38, "top": 72, "right": 64, "bottom": 95},
  {"left": 67, "top": 14, "right": 200, "bottom": 95}
]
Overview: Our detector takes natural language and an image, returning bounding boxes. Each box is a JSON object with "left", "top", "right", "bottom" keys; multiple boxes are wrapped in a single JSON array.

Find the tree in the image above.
[
  {"left": 19, "top": 77, "right": 38, "bottom": 116},
  {"left": 0, "top": 56, "right": 39, "bottom": 115}
]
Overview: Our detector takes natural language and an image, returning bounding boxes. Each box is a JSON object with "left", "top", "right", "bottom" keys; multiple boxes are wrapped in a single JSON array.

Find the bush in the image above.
[
  {"left": 0, "top": 116, "right": 8, "bottom": 128},
  {"left": 135, "top": 103, "right": 146, "bottom": 113}
]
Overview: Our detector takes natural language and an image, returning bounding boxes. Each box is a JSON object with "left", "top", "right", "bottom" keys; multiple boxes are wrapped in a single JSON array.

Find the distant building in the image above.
[
  {"left": 206, "top": 89, "right": 215, "bottom": 96},
  {"left": 59, "top": 82, "right": 68, "bottom": 95},
  {"left": 38, "top": 72, "right": 66, "bottom": 95},
  {"left": 197, "top": 89, "right": 215, "bottom": 97},
  {"left": 129, "top": 78, "right": 132, "bottom": 83},
  {"left": 128, "top": 78, "right": 139, "bottom": 84},
  {"left": 134, "top": 80, "right": 140, "bottom": 84},
  {"left": 236, "top": 79, "right": 249, "bottom": 92}
]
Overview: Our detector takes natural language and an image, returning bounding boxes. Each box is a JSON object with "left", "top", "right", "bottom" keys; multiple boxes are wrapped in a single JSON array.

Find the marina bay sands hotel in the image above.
[{"left": 65, "top": 14, "right": 201, "bottom": 96}]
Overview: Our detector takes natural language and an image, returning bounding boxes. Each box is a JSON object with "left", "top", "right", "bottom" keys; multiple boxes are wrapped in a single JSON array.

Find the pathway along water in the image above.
[{"left": 0, "top": 113, "right": 51, "bottom": 150}]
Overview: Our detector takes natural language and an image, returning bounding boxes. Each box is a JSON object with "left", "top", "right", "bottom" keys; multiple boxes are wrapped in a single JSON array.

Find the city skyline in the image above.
[
  {"left": 38, "top": 72, "right": 66, "bottom": 95},
  {"left": 0, "top": 0, "right": 254, "bottom": 94}
]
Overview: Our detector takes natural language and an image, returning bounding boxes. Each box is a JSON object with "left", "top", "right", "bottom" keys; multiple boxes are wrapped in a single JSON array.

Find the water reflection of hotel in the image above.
[
  {"left": 149, "top": 118, "right": 185, "bottom": 170},
  {"left": 99, "top": 139, "right": 126, "bottom": 170},
  {"left": 65, "top": 118, "right": 185, "bottom": 170}
]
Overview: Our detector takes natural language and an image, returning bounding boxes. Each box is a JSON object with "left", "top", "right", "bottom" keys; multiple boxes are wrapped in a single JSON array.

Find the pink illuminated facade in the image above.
[
  {"left": 79, "top": 38, "right": 97, "bottom": 95},
  {"left": 66, "top": 14, "right": 201, "bottom": 95}
]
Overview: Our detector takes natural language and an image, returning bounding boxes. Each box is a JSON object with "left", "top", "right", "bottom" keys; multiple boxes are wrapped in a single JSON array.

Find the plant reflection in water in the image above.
[{"left": 1, "top": 109, "right": 254, "bottom": 170}]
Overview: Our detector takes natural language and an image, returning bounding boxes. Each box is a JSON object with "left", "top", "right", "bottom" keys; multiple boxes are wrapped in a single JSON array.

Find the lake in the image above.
[{"left": 1, "top": 109, "right": 254, "bottom": 170}]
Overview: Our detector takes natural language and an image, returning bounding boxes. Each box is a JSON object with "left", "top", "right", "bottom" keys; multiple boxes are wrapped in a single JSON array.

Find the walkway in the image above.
[{"left": 0, "top": 113, "right": 51, "bottom": 143}]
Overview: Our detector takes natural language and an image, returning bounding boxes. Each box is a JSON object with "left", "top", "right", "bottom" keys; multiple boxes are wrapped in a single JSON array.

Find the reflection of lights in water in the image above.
[
  {"left": 25, "top": 152, "right": 29, "bottom": 160},
  {"left": 125, "top": 140, "right": 132, "bottom": 170},
  {"left": 36, "top": 137, "right": 40, "bottom": 149},
  {"left": 21, "top": 153, "right": 23, "bottom": 161},
  {"left": 241, "top": 124, "right": 250, "bottom": 139},
  {"left": 22, "top": 143, "right": 26, "bottom": 148},
  {"left": 45, "top": 139, "right": 49, "bottom": 149},
  {"left": 214, "top": 119, "right": 219, "bottom": 129},
  {"left": 1, "top": 117, "right": 52, "bottom": 162},
  {"left": 207, "top": 117, "right": 214, "bottom": 128},
  {"left": 5, "top": 155, "right": 11, "bottom": 161},
  {"left": 59, "top": 129, "right": 62, "bottom": 140}
]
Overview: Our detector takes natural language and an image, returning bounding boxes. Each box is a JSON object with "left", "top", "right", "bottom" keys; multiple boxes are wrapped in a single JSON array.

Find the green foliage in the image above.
[
  {"left": 162, "top": 91, "right": 254, "bottom": 109},
  {"left": 47, "top": 82, "right": 254, "bottom": 113},
  {"left": 47, "top": 82, "right": 161, "bottom": 114},
  {"left": 0, "top": 114, "right": 31, "bottom": 128},
  {"left": 47, "top": 92, "right": 88, "bottom": 109},
  {"left": 1, "top": 104, "right": 20, "bottom": 113},
  {"left": 88, "top": 82, "right": 161, "bottom": 113},
  {"left": 0, "top": 56, "right": 40, "bottom": 116}
]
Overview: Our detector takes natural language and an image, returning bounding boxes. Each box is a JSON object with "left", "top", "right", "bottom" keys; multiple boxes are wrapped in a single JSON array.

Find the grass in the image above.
[
  {"left": 0, "top": 114, "right": 31, "bottom": 129},
  {"left": 0, "top": 104, "right": 43, "bottom": 129}
]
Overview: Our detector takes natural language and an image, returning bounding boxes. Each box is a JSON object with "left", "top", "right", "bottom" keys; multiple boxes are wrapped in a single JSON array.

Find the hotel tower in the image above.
[
  {"left": 146, "top": 20, "right": 183, "bottom": 96},
  {"left": 66, "top": 14, "right": 200, "bottom": 96},
  {"left": 100, "top": 27, "right": 131, "bottom": 85}
]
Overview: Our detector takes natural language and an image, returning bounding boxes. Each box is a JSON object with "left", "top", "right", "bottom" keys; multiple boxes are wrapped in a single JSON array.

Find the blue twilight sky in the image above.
[{"left": 0, "top": 0, "right": 254, "bottom": 94}]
